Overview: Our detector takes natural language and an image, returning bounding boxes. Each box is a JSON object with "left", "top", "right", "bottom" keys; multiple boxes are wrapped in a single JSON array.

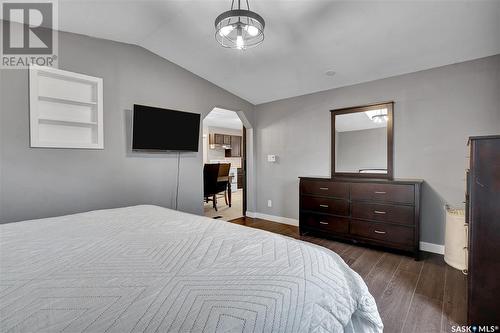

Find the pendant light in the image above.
[{"left": 215, "top": 0, "right": 265, "bottom": 50}]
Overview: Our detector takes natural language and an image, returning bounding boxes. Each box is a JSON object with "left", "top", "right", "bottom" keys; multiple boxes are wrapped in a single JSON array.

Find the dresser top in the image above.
[{"left": 299, "top": 175, "right": 424, "bottom": 185}]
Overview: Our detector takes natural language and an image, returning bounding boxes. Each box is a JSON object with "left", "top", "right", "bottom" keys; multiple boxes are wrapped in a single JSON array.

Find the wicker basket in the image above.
[{"left": 444, "top": 205, "right": 468, "bottom": 272}]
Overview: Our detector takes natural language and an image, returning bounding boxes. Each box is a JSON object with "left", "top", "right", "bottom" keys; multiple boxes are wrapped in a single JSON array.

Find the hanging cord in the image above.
[{"left": 175, "top": 151, "right": 181, "bottom": 210}]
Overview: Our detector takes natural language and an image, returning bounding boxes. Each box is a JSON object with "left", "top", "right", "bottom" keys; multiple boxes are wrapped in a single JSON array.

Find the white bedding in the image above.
[{"left": 0, "top": 205, "right": 383, "bottom": 333}]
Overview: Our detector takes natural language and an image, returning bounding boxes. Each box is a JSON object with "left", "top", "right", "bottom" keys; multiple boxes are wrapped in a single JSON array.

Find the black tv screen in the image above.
[{"left": 132, "top": 104, "right": 200, "bottom": 151}]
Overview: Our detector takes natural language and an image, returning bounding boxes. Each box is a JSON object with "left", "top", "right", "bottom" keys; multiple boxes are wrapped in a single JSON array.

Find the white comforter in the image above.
[{"left": 0, "top": 205, "right": 383, "bottom": 333}]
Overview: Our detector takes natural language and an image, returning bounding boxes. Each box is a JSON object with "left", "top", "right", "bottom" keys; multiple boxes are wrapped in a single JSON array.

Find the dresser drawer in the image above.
[
  {"left": 300, "top": 180, "right": 349, "bottom": 198},
  {"left": 350, "top": 219, "right": 414, "bottom": 246},
  {"left": 301, "top": 196, "right": 349, "bottom": 216},
  {"left": 351, "top": 183, "right": 414, "bottom": 204},
  {"left": 301, "top": 213, "right": 349, "bottom": 234},
  {"left": 351, "top": 202, "right": 414, "bottom": 226}
]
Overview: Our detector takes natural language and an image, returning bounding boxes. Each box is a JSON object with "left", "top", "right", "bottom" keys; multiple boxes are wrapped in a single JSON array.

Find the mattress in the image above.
[{"left": 0, "top": 205, "right": 383, "bottom": 332}]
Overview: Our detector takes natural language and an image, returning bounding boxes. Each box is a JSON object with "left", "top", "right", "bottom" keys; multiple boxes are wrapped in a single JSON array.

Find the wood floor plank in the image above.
[
  {"left": 378, "top": 268, "right": 421, "bottom": 333},
  {"left": 364, "top": 253, "right": 402, "bottom": 299},
  {"left": 339, "top": 244, "right": 366, "bottom": 266},
  {"left": 402, "top": 294, "right": 443, "bottom": 333},
  {"left": 350, "top": 248, "right": 385, "bottom": 278},
  {"left": 226, "top": 217, "right": 467, "bottom": 333},
  {"left": 315, "top": 238, "right": 351, "bottom": 255},
  {"left": 398, "top": 256, "right": 424, "bottom": 274},
  {"left": 415, "top": 253, "right": 446, "bottom": 300},
  {"left": 441, "top": 265, "right": 467, "bottom": 332}
]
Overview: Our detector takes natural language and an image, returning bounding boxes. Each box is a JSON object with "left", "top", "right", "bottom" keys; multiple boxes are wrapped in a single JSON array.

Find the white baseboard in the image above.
[
  {"left": 419, "top": 241, "right": 445, "bottom": 255},
  {"left": 245, "top": 211, "right": 257, "bottom": 218},
  {"left": 246, "top": 211, "right": 445, "bottom": 255},
  {"left": 245, "top": 211, "right": 299, "bottom": 226}
]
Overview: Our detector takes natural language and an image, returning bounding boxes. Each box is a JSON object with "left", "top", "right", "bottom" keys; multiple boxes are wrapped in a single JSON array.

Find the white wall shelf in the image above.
[
  {"left": 29, "top": 66, "right": 103, "bottom": 149},
  {"left": 38, "top": 118, "right": 98, "bottom": 126},
  {"left": 38, "top": 95, "right": 98, "bottom": 107}
]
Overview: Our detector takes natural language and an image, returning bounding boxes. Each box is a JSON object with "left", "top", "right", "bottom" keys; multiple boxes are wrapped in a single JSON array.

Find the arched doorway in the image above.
[{"left": 202, "top": 108, "right": 247, "bottom": 221}]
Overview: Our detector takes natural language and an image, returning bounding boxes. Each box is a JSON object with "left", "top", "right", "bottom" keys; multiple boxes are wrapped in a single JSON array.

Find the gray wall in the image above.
[
  {"left": 0, "top": 31, "right": 254, "bottom": 223},
  {"left": 254, "top": 55, "right": 500, "bottom": 245},
  {"left": 337, "top": 127, "right": 387, "bottom": 173}
]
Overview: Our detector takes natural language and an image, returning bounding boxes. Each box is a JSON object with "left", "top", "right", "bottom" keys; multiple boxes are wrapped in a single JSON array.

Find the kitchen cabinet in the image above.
[
  {"left": 211, "top": 134, "right": 234, "bottom": 147},
  {"left": 210, "top": 133, "right": 243, "bottom": 157},
  {"left": 230, "top": 136, "right": 242, "bottom": 157},
  {"left": 212, "top": 134, "right": 224, "bottom": 145},
  {"left": 237, "top": 168, "right": 244, "bottom": 189}
]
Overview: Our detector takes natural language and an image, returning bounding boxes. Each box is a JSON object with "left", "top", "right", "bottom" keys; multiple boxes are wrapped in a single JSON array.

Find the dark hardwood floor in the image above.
[{"left": 229, "top": 217, "right": 467, "bottom": 333}]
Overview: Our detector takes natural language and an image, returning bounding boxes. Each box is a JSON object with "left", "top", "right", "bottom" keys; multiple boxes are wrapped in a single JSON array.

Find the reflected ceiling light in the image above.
[
  {"left": 215, "top": 0, "right": 265, "bottom": 50},
  {"left": 365, "top": 109, "right": 388, "bottom": 123},
  {"left": 371, "top": 114, "right": 388, "bottom": 123}
]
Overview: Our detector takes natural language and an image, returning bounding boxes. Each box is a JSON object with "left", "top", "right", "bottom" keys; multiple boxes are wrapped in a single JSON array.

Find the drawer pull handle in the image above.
[
  {"left": 374, "top": 191, "right": 387, "bottom": 194},
  {"left": 319, "top": 187, "right": 329, "bottom": 190},
  {"left": 319, "top": 204, "right": 329, "bottom": 208},
  {"left": 374, "top": 210, "right": 386, "bottom": 214},
  {"left": 319, "top": 221, "right": 329, "bottom": 225},
  {"left": 374, "top": 230, "right": 386, "bottom": 234}
]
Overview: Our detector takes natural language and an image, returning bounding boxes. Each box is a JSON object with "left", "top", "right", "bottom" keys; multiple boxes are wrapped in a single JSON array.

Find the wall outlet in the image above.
[{"left": 267, "top": 200, "right": 272, "bottom": 207}]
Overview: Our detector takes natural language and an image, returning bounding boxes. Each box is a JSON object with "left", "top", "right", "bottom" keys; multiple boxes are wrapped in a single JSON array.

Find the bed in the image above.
[{"left": 0, "top": 205, "right": 383, "bottom": 333}]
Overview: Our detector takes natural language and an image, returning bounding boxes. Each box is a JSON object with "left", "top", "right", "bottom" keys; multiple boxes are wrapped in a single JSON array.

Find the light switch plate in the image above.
[{"left": 267, "top": 154, "right": 276, "bottom": 162}]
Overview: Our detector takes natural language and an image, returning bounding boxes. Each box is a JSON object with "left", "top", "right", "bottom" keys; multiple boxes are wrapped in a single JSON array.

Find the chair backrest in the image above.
[
  {"left": 218, "top": 163, "right": 231, "bottom": 177},
  {"left": 204, "top": 163, "right": 220, "bottom": 196}
]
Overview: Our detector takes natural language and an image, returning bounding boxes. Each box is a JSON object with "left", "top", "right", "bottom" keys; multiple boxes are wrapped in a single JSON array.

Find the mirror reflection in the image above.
[{"left": 335, "top": 107, "right": 388, "bottom": 174}]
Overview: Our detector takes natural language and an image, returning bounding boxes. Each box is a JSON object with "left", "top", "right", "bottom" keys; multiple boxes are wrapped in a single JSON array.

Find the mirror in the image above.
[{"left": 331, "top": 102, "right": 393, "bottom": 179}]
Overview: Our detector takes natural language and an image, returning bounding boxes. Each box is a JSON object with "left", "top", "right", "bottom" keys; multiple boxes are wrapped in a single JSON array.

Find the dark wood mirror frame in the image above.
[{"left": 331, "top": 101, "right": 394, "bottom": 179}]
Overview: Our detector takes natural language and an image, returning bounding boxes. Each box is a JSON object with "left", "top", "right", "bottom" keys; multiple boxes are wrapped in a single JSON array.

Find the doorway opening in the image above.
[{"left": 202, "top": 108, "right": 246, "bottom": 221}]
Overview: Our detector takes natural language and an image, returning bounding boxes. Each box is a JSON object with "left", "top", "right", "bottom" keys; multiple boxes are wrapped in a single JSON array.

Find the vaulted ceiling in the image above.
[{"left": 59, "top": 0, "right": 500, "bottom": 104}]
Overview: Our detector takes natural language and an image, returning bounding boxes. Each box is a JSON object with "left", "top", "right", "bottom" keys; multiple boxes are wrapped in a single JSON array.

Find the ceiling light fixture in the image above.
[{"left": 215, "top": 0, "right": 265, "bottom": 50}]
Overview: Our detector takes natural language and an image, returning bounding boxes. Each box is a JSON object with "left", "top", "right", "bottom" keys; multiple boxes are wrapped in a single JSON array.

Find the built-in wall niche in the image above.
[{"left": 29, "top": 66, "right": 103, "bottom": 149}]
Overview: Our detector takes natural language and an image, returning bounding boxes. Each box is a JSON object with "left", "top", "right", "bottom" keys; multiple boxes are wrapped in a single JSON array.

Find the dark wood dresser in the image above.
[
  {"left": 299, "top": 177, "right": 422, "bottom": 258},
  {"left": 466, "top": 135, "right": 500, "bottom": 324}
]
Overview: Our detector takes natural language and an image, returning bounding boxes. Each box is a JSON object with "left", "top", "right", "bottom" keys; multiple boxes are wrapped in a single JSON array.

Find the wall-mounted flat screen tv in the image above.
[{"left": 132, "top": 104, "right": 200, "bottom": 152}]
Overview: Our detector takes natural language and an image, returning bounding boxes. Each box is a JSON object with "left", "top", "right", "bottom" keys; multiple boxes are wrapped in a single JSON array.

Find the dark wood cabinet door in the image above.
[
  {"left": 230, "top": 136, "right": 241, "bottom": 157},
  {"left": 237, "top": 168, "right": 244, "bottom": 189},
  {"left": 467, "top": 136, "right": 500, "bottom": 324},
  {"left": 214, "top": 134, "right": 224, "bottom": 145}
]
